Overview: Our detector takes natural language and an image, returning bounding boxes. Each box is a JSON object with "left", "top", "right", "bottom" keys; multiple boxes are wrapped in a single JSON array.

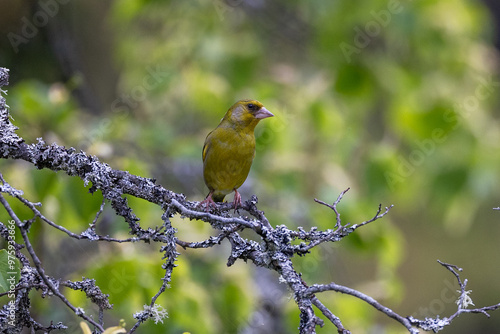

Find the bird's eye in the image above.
[{"left": 247, "top": 103, "right": 255, "bottom": 110}]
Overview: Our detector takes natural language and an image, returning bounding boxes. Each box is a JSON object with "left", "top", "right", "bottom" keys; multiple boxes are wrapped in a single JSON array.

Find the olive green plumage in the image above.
[{"left": 201, "top": 99, "right": 273, "bottom": 208}]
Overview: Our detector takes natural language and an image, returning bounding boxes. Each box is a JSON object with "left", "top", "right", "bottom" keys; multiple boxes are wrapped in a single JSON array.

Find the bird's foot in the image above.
[
  {"left": 233, "top": 189, "right": 242, "bottom": 213},
  {"left": 199, "top": 192, "right": 217, "bottom": 212}
]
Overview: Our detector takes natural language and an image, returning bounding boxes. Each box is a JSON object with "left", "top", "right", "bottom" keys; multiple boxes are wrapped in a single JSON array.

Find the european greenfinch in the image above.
[{"left": 200, "top": 99, "right": 274, "bottom": 210}]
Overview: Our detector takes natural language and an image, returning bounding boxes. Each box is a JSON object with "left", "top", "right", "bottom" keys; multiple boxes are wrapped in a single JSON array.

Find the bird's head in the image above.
[{"left": 223, "top": 99, "right": 274, "bottom": 130}]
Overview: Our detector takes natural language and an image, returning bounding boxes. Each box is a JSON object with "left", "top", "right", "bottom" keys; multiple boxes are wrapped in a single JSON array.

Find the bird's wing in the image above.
[{"left": 202, "top": 132, "right": 212, "bottom": 163}]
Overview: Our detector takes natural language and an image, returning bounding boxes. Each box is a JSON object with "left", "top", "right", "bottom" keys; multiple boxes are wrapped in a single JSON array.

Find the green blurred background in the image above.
[{"left": 1, "top": 0, "right": 500, "bottom": 333}]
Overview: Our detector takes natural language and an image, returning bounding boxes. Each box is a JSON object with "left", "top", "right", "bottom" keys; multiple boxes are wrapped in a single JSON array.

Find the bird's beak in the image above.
[{"left": 254, "top": 107, "right": 274, "bottom": 119}]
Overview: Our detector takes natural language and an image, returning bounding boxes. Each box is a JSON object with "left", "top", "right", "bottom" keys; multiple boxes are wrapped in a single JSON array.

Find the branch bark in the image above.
[{"left": 1, "top": 67, "right": 499, "bottom": 333}]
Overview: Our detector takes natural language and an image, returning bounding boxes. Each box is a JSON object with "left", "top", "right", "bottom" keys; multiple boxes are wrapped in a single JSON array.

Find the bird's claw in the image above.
[
  {"left": 198, "top": 190, "right": 243, "bottom": 213},
  {"left": 198, "top": 193, "right": 217, "bottom": 212},
  {"left": 233, "top": 189, "right": 242, "bottom": 213}
]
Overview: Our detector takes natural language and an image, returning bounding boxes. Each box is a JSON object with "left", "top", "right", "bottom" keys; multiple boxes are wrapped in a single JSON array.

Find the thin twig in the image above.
[
  {"left": 0, "top": 194, "right": 104, "bottom": 332},
  {"left": 314, "top": 187, "right": 350, "bottom": 228},
  {"left": 90, "top": 198, "right": 107, "bottom": 228},
  {"left": 306, "top": 282, "right": 418, "bottom": 334},
  {"left": 311, "top": 296, "right": 350, "bottom": 334},
  {"left": 350, "top": 204, "right": 394, "bottom": 229}
]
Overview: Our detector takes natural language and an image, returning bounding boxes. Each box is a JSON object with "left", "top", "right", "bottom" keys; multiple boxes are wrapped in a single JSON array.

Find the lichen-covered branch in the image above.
[{"left": 1, "top": 67, "right": 499, "bottom": 334}]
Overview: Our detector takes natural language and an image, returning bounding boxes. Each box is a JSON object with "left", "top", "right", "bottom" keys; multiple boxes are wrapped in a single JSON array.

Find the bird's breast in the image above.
[{"left": 203, "top": 128, "right": 256, "bottom": 195}]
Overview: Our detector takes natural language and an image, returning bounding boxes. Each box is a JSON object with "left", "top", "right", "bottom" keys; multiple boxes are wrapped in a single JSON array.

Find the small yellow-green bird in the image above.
[{"left": 201, "top": 99, "right": 274, "bottom": 210}]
